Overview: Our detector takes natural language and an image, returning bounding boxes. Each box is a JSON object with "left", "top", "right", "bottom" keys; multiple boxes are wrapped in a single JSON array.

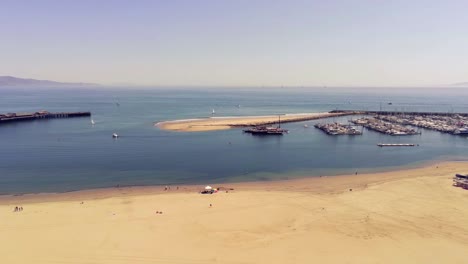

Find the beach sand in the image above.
[
  {"left": 1, "top": 162, "right": 468, "bottom": 263},
  {"left": 156, "top": 112, "right": 349, "bottom": 132}
]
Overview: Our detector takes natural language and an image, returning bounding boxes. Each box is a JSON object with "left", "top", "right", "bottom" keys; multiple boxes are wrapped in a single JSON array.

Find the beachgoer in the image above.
[
  {"left": 164, "top": 186, "right": 168, "bottom": 191},
  {"left": 209, "top": 204, "right": 212, "bottom": 208},
  {"left": 14, "top": 206, "right": 18, "bottom": 212}
]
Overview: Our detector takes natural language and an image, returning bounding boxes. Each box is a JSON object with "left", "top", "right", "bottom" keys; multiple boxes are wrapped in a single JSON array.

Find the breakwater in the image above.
[
  {"left": 330, "top": 110, "right": 468, "bottom": 117},
  {"left": 0, "top": 111, "right": 91, "bottom": 124}
]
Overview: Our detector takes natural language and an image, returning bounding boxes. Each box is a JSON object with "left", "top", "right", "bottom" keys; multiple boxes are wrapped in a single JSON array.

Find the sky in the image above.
[{"left": 1, "top": 0, "right": 468, "bottom": 87}]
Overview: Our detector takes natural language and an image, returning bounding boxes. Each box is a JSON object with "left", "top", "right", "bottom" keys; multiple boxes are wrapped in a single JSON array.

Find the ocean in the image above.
[{"left": 1, "top": 86, "right": 467, "bottom": 194}]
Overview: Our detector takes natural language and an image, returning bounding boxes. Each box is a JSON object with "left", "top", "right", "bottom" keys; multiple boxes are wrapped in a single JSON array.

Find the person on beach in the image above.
[{"left": 14, "top": 206, "right": 18, "bottom": 212}]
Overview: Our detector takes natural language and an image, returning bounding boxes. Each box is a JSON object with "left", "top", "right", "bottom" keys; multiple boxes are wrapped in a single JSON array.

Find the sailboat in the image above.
[
  {"left": 212, "top": 109, "right": 215, "bottom": 115},
  {"left": 244, "top": 115, "right": 289, "bottom": 135},
  {"left": 91, "top": 119, "right": 95, "bottom": 125},
  {"left": 112, "top": 133, "right": 119, "bottom": 138}
]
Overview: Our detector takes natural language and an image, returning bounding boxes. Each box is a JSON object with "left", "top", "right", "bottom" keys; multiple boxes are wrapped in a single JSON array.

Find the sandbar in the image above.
[{"left": 156, "top": 112, "right": 350, "bottom": 132}]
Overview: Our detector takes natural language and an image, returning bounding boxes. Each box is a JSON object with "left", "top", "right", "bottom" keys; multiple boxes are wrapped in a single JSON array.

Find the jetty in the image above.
[
  {"left": 330, "top": 110, "right": 468, "bottom": 117},
  {"left": 0, "top": 110, "right": 91, "bottom": 124}
]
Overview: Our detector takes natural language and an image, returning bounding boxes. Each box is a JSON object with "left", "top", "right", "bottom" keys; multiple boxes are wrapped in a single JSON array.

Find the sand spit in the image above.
[
  {"left": 156, "top": 112, "right": 351, "bottom": 132},
  {"left": 1, "top": 162, "right": 468, "bottom": 263}
]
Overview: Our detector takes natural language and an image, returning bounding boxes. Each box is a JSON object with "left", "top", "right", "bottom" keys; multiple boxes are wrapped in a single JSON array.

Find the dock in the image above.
[
  {"left": 314, "top": 123, "right": 362, "bottom": 135},
  {"left": 0, "top": 111, "right": 91, "bottom": 124},
  {"left": 377, "top": 143, "right": 416, "bottom": 147},
  {"left": 350, "top": 117, "right": 420, "bottom": 136}
]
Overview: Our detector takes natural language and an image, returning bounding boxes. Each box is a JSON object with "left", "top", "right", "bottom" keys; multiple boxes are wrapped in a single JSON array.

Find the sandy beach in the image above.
[
  {"left": 1, "top": 161, "right": 468, "bottom": 264},
  {"left": 156, "top": 112, "right": 351, "bottom": 132}
]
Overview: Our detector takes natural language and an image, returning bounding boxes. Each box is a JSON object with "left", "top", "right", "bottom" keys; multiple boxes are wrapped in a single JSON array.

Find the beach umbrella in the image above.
[{"left": 205, "top": 186, "right": 212, "bottom": 190}]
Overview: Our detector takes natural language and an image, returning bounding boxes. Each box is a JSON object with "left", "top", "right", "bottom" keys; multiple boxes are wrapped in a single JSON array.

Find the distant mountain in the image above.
[
  {"left": 450, "top": 82, "right": 468, "bottom": 87},
  {"left": 0, "top": 76, "right": 97, "bottom": 86}
]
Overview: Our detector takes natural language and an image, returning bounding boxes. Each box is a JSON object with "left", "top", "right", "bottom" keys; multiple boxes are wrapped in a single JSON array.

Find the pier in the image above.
[{"left": 0, "top": 111, "right": 91, "bottom": 124}]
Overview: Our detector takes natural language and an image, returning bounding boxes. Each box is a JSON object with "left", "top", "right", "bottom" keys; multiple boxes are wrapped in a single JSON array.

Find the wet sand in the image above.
[{"left": 1, "top": 161, "right": 468, "bottom": 264}]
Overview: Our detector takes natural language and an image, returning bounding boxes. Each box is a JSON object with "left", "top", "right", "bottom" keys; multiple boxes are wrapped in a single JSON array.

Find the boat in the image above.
[
  {"left": 91, "top": 119, "right": 95, "bottom": 125},
  {"left": 249, "top": 126, "right": 288, "bottom": 135},
  {"left": 212, "top": 109, "right": 215, "bottom": 115},
  {"left": 454, "top": 127, "right": 468, "bottom": 135},
  {"left": 303, "top": 124, "right": 308, "bottom": 128},
  {"left": 243, "top": 115, "right": 288, "bottom": 135},
  {"left": 112, "top": 133, "right": 119, "bottom": 138}
]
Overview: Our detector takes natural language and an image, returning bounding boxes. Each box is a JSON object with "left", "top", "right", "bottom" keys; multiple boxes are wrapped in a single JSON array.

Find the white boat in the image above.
[
  {"left": 212, "top": 109, "right": 215, "bottom": 115},
  {"left": 112, "top": 133, "right": 119, "bottom": 138},
  {"left": 91, "top": 119, "right": 95, "bottom": 125},
  {"left": 303, "top": 124, "right": 308, "bottom": 128}
]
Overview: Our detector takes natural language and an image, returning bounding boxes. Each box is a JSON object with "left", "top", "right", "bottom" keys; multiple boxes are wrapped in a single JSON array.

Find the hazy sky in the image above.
[{"left": 1, "top": 0, "right": 468, "bottom": 86}]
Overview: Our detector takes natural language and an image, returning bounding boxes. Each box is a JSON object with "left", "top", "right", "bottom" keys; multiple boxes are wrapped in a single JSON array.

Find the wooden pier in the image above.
[{"left": 0, "top": 111, "right": 91, "bottom": 124}]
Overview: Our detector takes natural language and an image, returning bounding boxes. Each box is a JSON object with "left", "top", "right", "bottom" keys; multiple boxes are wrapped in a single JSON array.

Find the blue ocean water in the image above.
[{"left": 0, "top": 87, "right": 467, "bottom": 194}]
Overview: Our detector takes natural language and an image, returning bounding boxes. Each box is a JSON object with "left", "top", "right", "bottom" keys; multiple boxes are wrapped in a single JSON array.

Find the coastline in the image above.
[
  {"left": 1, "top": 161, "right": 467, "bottom": 264},
  {"left": 1, "top": 160, "right": 465, "bottom": 204}
]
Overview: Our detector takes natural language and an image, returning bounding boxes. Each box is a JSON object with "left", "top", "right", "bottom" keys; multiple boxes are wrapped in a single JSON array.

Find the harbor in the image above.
[{"left": 0, "top": 111, "right": 91, "bottom": 124}]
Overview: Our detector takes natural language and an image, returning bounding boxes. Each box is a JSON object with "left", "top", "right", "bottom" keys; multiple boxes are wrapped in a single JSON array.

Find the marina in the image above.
[
  {"left": 314, "top": 123, "right": 362, "bottom": 135},
  {"left": 372, "top": 114, "right": 468, "bottom": 135},
  {"left": 351, "top": 117, "right": 420, "bottom": 136}
]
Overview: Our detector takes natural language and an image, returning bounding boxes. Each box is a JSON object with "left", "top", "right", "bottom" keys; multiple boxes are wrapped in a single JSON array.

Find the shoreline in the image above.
[
  {"left": 2, "top": 161, "right": 467, "bottom": 263},
  {"left": 1, "top": 160, "right": 465, "bottom": 205}
]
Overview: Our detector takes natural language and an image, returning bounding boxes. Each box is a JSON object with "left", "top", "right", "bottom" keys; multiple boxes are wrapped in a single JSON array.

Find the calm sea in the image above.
[{"left": 1, "top": 86, "right": 467, "bottom": 194}]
